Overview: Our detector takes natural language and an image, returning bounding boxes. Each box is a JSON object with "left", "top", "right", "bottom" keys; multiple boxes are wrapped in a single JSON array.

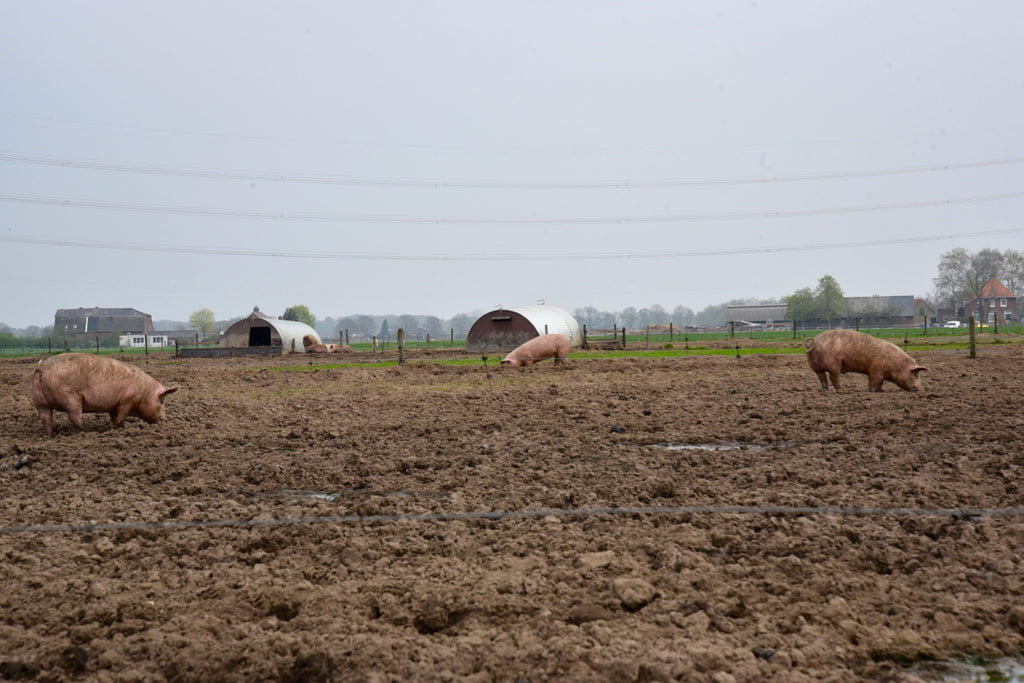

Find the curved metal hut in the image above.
[
  {"left": 465, "top": 303, "right": 582, "bottom": 353},
  {"left": 219, "top": 306, "right": 321, "bottom": 354}
]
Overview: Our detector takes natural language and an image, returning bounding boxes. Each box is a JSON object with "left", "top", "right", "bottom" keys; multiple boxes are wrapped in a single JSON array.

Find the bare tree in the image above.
[{"left": 189, "top": 308, "right": 217, "bottom": 341}]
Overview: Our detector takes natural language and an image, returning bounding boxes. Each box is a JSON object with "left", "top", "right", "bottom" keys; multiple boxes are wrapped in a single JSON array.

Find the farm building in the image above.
[
  {"left": 844, "top": 295, "right": 915, "bottom": 327},
  {"left": 119, "top": 333, "right": 170, "bottom": 349},
  {"left": 218, "top": 306, "right": 321, "bottom": 354},
  {"left": 725, "top": 304, "right": 788, "bottom": 329},
  {"left": 55, "top": 307, "right": 152, "bottom": 335},
  {"left": 465, "top": 303, "right": 582, "bottom": 352},
  {"left": 962, "top": 278, "right": 1017, "bottom": 324}
]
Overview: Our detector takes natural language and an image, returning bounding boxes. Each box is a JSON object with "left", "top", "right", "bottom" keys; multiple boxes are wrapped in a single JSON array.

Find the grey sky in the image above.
[{"left": 2, "top": 1, "right": 1023, "bottom": 329}]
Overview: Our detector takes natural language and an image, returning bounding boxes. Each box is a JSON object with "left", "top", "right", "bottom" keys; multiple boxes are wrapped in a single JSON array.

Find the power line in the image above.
[
  {"left": 1, "top": 151, "right": 1022, "bottom": 189},
  {"left": 2, "top": 191, "right": 1023, "bottom": 224},
  {"left": 0, "top": 504, "right": 1017, "bottom": 536},
  {"left": 2, "top": 227, "right": 1022, "bottom": 261},
  {"left": 0, "top": 111, "right": 950, "bottom": 153}
]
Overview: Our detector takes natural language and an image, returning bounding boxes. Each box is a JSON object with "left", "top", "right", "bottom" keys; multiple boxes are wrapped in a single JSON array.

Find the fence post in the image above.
[
  {"left": 621, "top": 327, "right": 626, "bottom": 348},
  {"left": 450, "top": 328, "right": 454, "bottom": 346},
  {"left": 426, "top": 334, "right": 430, "bottom": 352},
  {"left": 96, "top": 336, "right": 100, "bottom": 354},
  {"left": 372, "top": 336, "right": 377, "bottom": 352},
  {"left": 669, "top": 322, "right": 673, "bottom": 341},
  {"left": 48, "top": 337, "right": 52, "bottom": 354},
  {"left": 398, "top": 328, "right": 405, "bottom": 365},
  {"left": 583, "top": 324, "right": 588, "bottom": 349},
  {"left": 969, "top": 316, "right": 977, "bottom": 359}
]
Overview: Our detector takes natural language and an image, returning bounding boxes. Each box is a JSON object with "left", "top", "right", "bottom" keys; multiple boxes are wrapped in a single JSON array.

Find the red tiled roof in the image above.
[{"left": 981, "top": 279, "right": 1016, "bottom": 298}]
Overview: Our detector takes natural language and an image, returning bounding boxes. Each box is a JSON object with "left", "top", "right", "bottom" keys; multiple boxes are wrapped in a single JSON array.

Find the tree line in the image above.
[{"left": 3, "top": 248, "right": 1020, "bottom": 344}]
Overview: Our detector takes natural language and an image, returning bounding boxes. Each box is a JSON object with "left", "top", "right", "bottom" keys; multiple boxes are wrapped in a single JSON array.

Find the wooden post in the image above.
[
  {"left": 729, "top": 321, "right": 735, "bottom": 339},
  {"left": 397, "top": 328, "right": 405, "bottom": 365},
  {"left": 96, "top": 336, "right": 100, "bottom": 354},
  {"left": 426, "top": 334, "right": 430, "bottom": 352},
  {"left": 372, "top": 336, "right": 377, "bottom": 353},
  {"left": 450, "top": 328, "right": 454, "bottom": 346},
  {"left": 669, "top": 322, "right": 673, "bottom": 341},
  {"left": 48, "top": 337, "right": 51, "bottom": 354},
  {"left": 621, "top": 327, "right": 626, "bottom": 348},
  {"left": 969, "top": 316, "right": 977, "bottom": 359},
  {"left": 646, "top": 329, "right": 650, "bottom": 349}
]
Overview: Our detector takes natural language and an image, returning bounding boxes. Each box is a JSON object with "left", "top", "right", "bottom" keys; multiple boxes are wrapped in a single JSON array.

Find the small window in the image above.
[{"left": 1000, "top": 298, "right": 1007, "bottom": 307}]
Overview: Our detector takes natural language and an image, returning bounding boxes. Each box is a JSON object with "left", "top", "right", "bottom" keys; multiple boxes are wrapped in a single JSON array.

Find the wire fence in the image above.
[{"left": 3, "top": 504, "right": 1023, "bottom": 536}]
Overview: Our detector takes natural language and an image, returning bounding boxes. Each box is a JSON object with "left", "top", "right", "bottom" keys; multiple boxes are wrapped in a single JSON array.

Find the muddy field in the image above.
[{"left": 1, "top": 345, "right": 1023, "bottom": 682}]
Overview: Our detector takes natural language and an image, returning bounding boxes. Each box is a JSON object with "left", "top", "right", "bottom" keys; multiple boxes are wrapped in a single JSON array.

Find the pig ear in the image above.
[
  {"left": 911, "top": 366, "right": 927, "bottom": 373},
  {"left": 160, "top": 387, "right": 179, "bottom": 397}
]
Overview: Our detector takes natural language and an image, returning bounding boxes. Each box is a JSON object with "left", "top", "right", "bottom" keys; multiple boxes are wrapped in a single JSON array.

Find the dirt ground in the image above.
[{"left": 1, "top": 344, "right": 1023, "bottom": 682}]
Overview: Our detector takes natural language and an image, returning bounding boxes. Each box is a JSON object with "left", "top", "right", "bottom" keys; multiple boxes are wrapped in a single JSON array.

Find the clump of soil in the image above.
[{"left": 1, "top": 347, "right": 1022, "bottom": 681}]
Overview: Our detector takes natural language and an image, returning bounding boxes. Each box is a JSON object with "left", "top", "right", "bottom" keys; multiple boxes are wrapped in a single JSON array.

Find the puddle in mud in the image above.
[
  {"left": 906, "top": 658, "right": 1024, "bottom": 682},
  {"left": 276, "top": 489, "right": 338, "bottom": 502},
  {"left": 651, "top": 442, "right": 766, "bottom": 452},
  {"left": 256, "top": 488, "right": 416, "bottom": 503}
]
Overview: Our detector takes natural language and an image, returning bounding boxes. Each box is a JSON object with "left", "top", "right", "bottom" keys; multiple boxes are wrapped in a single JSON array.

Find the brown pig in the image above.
[
  {"left": 501, "top": 333, "right": 571, "bottom": 367},
  {"left": 805, "top": 329, "right": 927, "bottom": 392},
  {"left": 29, "top": 353, "right": 179, "bottom": 435}
]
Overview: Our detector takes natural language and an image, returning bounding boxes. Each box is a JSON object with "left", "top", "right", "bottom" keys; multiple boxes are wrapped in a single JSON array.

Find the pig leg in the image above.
[
  {"left": 109, "top": 404, "right": 133, "bottom": 427},
  {"left": 867, "top": 373, "right": 885, "bottom": 392},
  {"left": 827, "top": 370, "right": 842, "bottom": 390},
  {"left": 813, "top": 370, "right": 830, "bottom": 390},
  {"left": 37, "top": 407, "right": 55, "bottom": 436},
  {"left": 65, "top": 402, "right": 86, "bottom": 431}
]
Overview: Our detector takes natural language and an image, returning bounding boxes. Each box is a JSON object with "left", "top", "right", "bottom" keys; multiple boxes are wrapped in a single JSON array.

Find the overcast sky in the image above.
[{"left": 2, "top": 2, "right": 1023, "bottom": 329}]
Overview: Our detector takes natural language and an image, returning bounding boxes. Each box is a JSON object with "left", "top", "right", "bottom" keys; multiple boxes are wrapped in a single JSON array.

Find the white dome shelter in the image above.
[
  {"left": 465, "top": 303, "right": 582, "bottom": 353},
  {"left": 219, "top": 306, "right": 321, "bottom": 354}
]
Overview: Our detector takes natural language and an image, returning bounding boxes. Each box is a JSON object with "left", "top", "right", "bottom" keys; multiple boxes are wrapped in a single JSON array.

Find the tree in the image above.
[
  {"left": 379, "top": 319, "right": 390, "bottom": 340},
  {"left": 396, "top": 314, "right": 420, "bottom": 339},
  {"left": 932, "top": 247, "right": 970, "bottom": 315},
  {"left": 189, "top": 308, "right": 216, "bottom": 341},
  {"left": 281, "top": 304, "right": 316, "bottom": 328},
  {"left": 671, "top": 305, "right": 695, "bottom": 328},
  {"left": 447, "top": 313, "right": 475, "bottom": 339},
  {"left": 999, "top": 249, "right": 1023, "bottom": 299},
  {"left": 815, "top": 275, "right": 846, "bottom": 328},
  {"left": 423, "top": 315, "right": 446, "bottom": 339},
  {"left": 932, "top": 248, "right": 1006, "bottom": 322},
  {"left": 785, "top": 287, "right": 817, "bottom": 323}
]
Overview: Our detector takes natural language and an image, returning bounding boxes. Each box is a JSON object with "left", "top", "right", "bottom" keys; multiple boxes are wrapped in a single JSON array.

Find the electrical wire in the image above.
[
  {"left": 2, "top": 151, "right": 1022, "bottom": 189},
  {"left": 2, "top": 191, "right": 1023, "bottom": 224},
  {"left": 2, "top": 227, "right": 1022, "bottom": 261}
]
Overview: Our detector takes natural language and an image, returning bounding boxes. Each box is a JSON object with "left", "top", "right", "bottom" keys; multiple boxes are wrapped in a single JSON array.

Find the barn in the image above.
[
  {"left": 465, "top": 303, "right": 582, "bottom": 353},
  {"left": 54, "top": 307, "right": 153, "bottom": 335},
  {"left": 218, "top": 306, "right": 321, "bottom": 354}
]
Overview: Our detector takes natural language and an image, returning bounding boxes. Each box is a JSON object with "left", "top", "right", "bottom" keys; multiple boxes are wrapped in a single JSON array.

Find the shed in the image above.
[
  {"left": 219, "top": 306, "right": 321, "bottom": 354},
  {"left": 465, "top": 304, "right": 582, "bottom": 352}
]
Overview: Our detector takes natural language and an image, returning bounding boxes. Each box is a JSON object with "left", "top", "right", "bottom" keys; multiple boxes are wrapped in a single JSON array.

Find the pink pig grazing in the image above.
[
  {"left": 805, "top": 329, "right": 927, "bottom": 392},
  {"left": 29, "top": 353, "right": 179, "bottom": 435},
  {"left": 501, "top": 333, "right": 571, "bottom": 367}
]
